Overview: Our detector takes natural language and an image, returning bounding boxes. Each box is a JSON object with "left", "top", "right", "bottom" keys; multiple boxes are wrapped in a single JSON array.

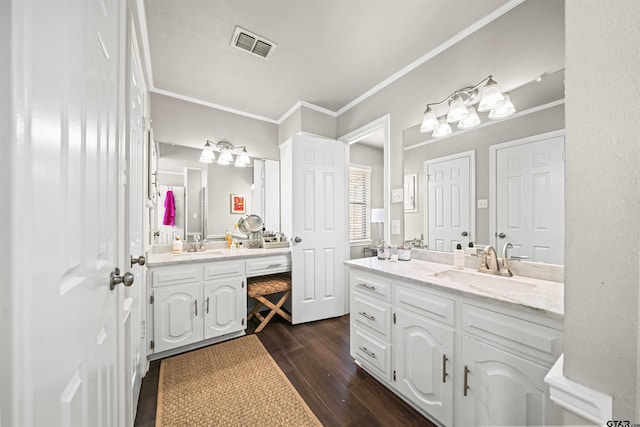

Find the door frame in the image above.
[
  {"left": 423, "top": 150, "right": 476, "bottom": 249},
  {"left": 489, "top": 129, "right": 565, "bottom": 250},
  {"left": 339, "top": 114, "right": 391, "bottom": 247}
]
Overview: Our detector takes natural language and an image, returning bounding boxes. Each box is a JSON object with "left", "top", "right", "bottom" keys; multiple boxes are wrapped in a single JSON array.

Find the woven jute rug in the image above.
[{"left": 156, "top": 334, "right": 322, "bottom": 426}]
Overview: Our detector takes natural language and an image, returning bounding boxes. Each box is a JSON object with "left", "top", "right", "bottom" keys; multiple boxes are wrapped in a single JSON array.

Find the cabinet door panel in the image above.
[
  {"left": 203, "top": 279, "right": 246, "bottom": 339},
  {"left": 461, "top": 336, "right": 560, "bottom": 426},
  {"left": 395, "top": 309, "right": 454, "bottom": 427},
  {"left": 154, "top": 284, "right": 202, "bottom": 353}
]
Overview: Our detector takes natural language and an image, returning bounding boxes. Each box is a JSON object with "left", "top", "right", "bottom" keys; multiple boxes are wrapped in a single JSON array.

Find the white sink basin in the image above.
[{"left": 435, "top": 269, "right": 537, "bottom": 294}]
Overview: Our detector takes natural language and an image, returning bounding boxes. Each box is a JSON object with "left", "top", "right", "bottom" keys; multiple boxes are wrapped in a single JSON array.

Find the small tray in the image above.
[{"left": 262, "top": 241, "right": 290, "bottom": 249}]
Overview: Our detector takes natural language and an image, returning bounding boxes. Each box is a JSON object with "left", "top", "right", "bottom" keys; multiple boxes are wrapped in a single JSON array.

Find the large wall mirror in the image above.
[
  {"left": 403, "top": 70, "right": 565, "bottom": 264},
  {"left": 154, "top": 142, "right": 265, "bottom": 242}
]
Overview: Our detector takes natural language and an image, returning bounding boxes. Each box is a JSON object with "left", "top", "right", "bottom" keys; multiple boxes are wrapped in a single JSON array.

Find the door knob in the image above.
[
  {"left": 110, "top": 268, "right": 134, "bottom": 290},
  {"left": 498, "top": 232, "right": 506, "bottom": 238},
  {"left": 294, "top": 236, "right": 302, "bottom": 243},
  {"left": 131, "top": 255, "right": 146, "bottom": 267},
  {"left": 461, "top": 231, "right": 468, "bottom": 237}
]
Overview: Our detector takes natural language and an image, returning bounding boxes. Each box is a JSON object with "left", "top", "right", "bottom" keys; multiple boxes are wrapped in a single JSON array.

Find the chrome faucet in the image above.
[
  {"left": 499, "top": 242, "right": 514, "bottom": 277},
  {"left": 478, "top": 245, "right": 500, "bottom": 274}
]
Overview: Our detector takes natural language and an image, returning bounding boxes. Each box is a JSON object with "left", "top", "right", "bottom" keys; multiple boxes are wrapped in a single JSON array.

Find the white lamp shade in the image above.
[
  {"left": 371, "top": 208, "right": 385, "bottom": 223},
  {"left": 478, "top": 80, "right": 506, "bottom": 112},
  {"left": 234, "top": 150, "right": 250, "bottom": 167},
  {"left": 446, "top": 95, "right": 469, "bottom": 123},
  {"left": 488, "top": 94, "right": 516, "bottom": 120},
  {"left": 432, "top": 117, "right": 452, "bottom": 138},
  {"left": 420, "top": 107, "right": 439, "bottom": 133},
  {"left": 217, "top": 151, "right": 234, "bottom": 165},
  {"left": 458, "top": 106, "right": 481, "bottom": 129}
]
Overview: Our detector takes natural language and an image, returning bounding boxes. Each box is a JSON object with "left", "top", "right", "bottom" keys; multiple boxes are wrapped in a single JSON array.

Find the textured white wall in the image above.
[{"left": 565, "top": 0, "right": 640, "bottom": 420}]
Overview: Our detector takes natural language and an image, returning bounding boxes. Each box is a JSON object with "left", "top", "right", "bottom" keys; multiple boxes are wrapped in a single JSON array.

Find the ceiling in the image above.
[{"left": 143, "top": 0, "right": 516, "bottom": 123}]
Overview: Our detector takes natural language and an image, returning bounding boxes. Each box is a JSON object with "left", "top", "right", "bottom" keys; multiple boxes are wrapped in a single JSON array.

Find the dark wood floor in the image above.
[{"left": 134, "top": 315, "right": 436, "bottom": 427}]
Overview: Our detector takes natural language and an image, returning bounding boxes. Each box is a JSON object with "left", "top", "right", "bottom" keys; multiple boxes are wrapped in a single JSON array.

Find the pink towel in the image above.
[{"left": 163, "top": 190, "right": 175, "bottom": 226}]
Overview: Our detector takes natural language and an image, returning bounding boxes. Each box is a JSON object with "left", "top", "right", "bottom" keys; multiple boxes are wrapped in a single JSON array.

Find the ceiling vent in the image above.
[{"left": 231, "top": 26, "right": 277, "bottom": 60}]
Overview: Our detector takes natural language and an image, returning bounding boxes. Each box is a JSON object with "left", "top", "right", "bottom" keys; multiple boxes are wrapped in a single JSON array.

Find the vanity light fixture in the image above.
[
  {"left": 420, "top": 75, "right": 515, "bottom": 138},
  {"left": 199, "top": 140, "right": 252, "bottom": 167}
]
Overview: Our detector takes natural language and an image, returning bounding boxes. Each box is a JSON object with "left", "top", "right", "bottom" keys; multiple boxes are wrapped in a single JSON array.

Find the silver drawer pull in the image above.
[
  {"left": 359, "top": 346, "right": 376, "bottom": 359},
  {"left": 268, "top": 263, "right": 282, "bottom": 268},
  {"left": 357, "top": 283, "right": 376, "bottom": 291},
  {"left": 359, "top": 311, "right": 375, "bottom": 321}
]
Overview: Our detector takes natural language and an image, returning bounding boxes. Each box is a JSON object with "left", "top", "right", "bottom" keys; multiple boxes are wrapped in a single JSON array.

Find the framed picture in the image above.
[
  {"left": 230, "top": 194, "right": 246, "bottom": 214},
  {"left": 404, "top": 174, "right": 417, "bottom": 212}
]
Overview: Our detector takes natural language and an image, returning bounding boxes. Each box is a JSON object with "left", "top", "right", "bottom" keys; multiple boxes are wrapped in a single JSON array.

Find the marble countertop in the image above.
[
  {"left": 345, "top": 257, "right": 564, "bottom": 319},
  {"left": 147, "top": 247, "right": 291, "bottom": 267}
]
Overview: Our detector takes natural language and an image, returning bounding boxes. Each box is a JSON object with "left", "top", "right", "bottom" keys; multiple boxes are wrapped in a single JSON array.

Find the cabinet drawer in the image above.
[
  {"left": 204, "top": 260, "right": 244, "bottom": 280},
  {"left": 396, "top": 285, "right": 455, "bottom": 326},
  {"left": 245, "top": 254, "right": 291, "bottom": 276},
  {"left": 353, "top": 293, "right": 391, "bottom": 339},
  {"left": 152, "top": 265, "right": 202, "bottom": 288},
  {"left": 354, "top": 327, "right": 391, "bottom": 380},
  {"left": 351, "top": 270, "right": 391, "bottom": 302},
  {"left": 463, "top": 304, "right": 563, "bottom": 364}
]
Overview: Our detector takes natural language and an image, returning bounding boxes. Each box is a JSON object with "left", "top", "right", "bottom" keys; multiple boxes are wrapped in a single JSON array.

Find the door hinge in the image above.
[
  {"left": 150, "top": 294, "right": 154, "bottom": 304},
  {"left": 393, "top": 370, "right": 396, "bottom": 381},
  {"left": 150, "top": 340, "right": 154, "bottom": 350},
  {"left": 393, "top": 312, "right": 396, "bottom": 324},
  {"left": 242, "top": 280, "right": 245, "bottom": 288},
  {"left": 242, "top": 318, "right": 245, "bottom": 326}
]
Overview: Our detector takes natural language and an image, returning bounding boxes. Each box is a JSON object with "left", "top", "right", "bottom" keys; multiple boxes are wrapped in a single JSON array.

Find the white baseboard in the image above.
[{"left": 544, "top": 354, "right": 612, "bottom": 424}]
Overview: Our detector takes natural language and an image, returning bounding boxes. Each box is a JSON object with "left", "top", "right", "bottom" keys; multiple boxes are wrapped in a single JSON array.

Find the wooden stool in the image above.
[{"left": 247, "top": 273, "right": 292, "bottom": 333}]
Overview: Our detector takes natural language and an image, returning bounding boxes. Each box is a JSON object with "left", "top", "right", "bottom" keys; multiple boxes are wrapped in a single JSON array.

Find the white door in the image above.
[
  {"left": 282, "top": 134, "right": 347, "bottom": 324},
  {"left": 426, "top": 152, "right": 474, "bottom": 251},
  {"left": 123, "top": 19, "right": 146, "bottom": 426},
  {"left": 495, "top": 136, "right": 564, "bottom": 264},
  {"left": 8, "top": 0, "right": 124, "bottom": 424}
]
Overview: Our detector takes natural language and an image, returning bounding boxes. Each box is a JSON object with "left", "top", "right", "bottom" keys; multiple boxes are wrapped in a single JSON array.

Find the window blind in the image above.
[{"left": 349, "top": 166, "right": 371, "bottom": 241}]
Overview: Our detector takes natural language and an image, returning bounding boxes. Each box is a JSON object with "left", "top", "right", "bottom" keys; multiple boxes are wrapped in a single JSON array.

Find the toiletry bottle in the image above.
[
  {"left": 454, "top": 243, "right": 465, "bottom": 269},
  {"left": 172, "top": 236, "right": 183, "bottom": 253}
]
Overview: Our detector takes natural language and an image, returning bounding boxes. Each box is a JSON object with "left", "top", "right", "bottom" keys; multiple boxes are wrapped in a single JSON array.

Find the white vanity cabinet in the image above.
[
  {"left": 348, "top": 266, "right": 563, "bottom": 427},
  {"left": 150, "top": 260, "right": 246, "bottom": 356}
]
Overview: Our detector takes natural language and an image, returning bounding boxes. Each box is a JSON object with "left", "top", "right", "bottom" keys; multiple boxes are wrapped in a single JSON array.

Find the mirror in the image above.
[
  {"left": 154, "top": 142, "right": 255, "bottom": 241},
  {"left": 403, "top": 70, "right": 565, "bottom": 263}
]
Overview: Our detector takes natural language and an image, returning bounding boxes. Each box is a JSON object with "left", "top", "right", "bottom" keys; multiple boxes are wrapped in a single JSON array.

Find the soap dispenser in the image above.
[
  {"left": 453, "top": 243, "right": 465, "bottom": 269},
  {"left": 172, "top": 235, "right": 183, "bottom": 253}
]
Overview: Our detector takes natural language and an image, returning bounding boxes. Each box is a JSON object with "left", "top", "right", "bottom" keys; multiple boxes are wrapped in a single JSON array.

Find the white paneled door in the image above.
[
  {"left": 9, "top": 0, "right": 124, "bottom": 425},
  {"left": 426, "top": 152, "right": 474, "bottom": 251},
  {"left": 284, "top": 135, "right": 347, "bottom": 324},
  {"left": 495, "top": 136, "right": 564, "bottom": 264},
  {"left": 124, "top": 20, "right": 146, "bottom": 426}
]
